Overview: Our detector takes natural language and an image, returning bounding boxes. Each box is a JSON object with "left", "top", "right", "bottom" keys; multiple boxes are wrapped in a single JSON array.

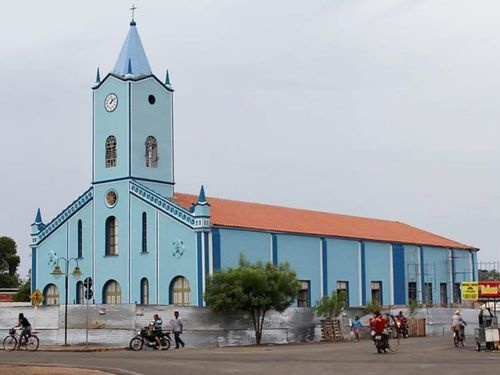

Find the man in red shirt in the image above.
[{"left": 369, "top": 311, "right": 389, "bottom": 349}]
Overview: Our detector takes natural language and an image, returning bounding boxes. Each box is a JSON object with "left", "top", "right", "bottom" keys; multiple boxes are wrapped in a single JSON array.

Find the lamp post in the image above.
[{"left": 51, "top": 256, "right": 82, "bottom": 346}]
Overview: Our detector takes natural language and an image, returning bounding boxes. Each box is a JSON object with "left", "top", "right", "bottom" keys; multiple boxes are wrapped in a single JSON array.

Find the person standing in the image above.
[{"left": 172, "top": 311, "right": 185, "bottom": 349}]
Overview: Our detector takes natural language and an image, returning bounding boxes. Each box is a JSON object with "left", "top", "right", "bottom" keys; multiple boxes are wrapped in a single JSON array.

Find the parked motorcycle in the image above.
[{"left": 129, "top": 326, "right": 172, "bottom": 351}]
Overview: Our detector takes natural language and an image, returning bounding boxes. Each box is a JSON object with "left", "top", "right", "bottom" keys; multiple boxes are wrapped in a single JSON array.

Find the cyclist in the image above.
[
  {"left": 451, "top": 309, "right": 466, "bottom": 345},
  {"left": 15, "top": 313, "right": 32, "bottom": 345}
]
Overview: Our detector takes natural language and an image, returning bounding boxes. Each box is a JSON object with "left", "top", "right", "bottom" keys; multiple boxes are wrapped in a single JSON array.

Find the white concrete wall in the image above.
[
  {"left": 0, "top": 304, "right": 482, "bottom": 347},
  {"left": 0, "top": 304, "right": 316, "bottom": 347}
]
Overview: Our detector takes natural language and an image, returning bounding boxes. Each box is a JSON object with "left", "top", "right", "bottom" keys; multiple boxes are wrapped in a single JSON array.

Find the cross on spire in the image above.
[{"left": 130, "top": 4, "right": 137, "bottom": 20}]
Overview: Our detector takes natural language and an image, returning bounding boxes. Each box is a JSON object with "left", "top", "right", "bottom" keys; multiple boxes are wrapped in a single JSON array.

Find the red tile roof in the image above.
[{"left": 173, "top": 193, "right": 476, "bottom": 250}]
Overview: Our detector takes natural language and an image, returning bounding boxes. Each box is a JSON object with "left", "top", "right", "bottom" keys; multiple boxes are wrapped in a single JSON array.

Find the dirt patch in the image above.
[{"left": 0, "top": 365, "right": 113, "bottom": 374}]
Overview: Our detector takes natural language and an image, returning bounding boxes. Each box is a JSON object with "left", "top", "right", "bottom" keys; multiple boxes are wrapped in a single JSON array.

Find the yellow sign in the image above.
[
  {"left": 30, "top": 289, "right": 44, "bottom": 306},
  {"left": 461, "top": 282, "right": 479, "bottom": 301}
]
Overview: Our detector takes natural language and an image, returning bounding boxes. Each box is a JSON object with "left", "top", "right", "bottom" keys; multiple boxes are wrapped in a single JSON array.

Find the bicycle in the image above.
[
  {"left": 453, "top": 325, "right": 465, "bottom": 348},
  {"left": 3, "top": 328, "right": 39, "bottom": 352}
]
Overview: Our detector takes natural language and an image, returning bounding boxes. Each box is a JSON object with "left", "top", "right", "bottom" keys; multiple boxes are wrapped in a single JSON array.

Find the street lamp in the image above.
[{"left": 51, "top": 256, "right": 82, "bottom": 346}]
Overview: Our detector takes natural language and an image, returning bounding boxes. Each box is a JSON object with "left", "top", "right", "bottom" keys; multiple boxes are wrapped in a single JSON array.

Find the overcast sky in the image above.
[{"left": 1, "top": 0, "right": 500, "bottom": 277}]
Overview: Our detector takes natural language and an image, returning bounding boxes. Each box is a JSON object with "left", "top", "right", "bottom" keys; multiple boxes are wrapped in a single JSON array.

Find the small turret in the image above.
[
  {"left": 94, "top": 67, "right": 101, "bottom": 87},
  {"left": 192, "top": 185, "right": 210, "bottom": 218},
  {"left": 31, "top": 208, "right": 45, "bottom": 235}
]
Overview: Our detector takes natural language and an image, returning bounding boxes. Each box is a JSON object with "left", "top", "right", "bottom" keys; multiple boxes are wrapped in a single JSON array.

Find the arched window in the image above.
[
  {"left": 105, "top": 216, "right": 118, "bottom": 255},
  {"left": 103, "top": 280, "right": 121, "bottom": 304},
  {"left": 43, "top": 284, "right": 59, "bottom": 305},
  {"left": 140, "top": 278, "right": 149, "bottom": 305},
  {"left": 76, "top": 281, "right": 84, "bottom": 304},
  {"left": 106, "top": 136, "right": 117, "bottom": 167},
  {"left": 169, "top": 276, "right": 190, "bottom": 306},
  {"left": 77, "top": 220, "right": 83, "bottom": 258},
  {"left": 142, "top": 212, "right": 147, "bottom": 252},
  {"left": 145, "top": 136, "right": 158, "bottom": 167}
]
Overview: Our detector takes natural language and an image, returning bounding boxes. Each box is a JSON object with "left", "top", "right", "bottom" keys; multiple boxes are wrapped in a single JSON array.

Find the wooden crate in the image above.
[
  {"left": 408, "top": 318, "right": 426, "bottom": 337},
  {"left": 320, "top": 319, "right": 344, "bottom": 342}
]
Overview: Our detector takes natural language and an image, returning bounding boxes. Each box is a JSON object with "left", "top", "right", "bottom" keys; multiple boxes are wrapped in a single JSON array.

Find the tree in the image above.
[
  {"left": 15, "top": 270, "right": 31, "bottom": 302},
  {"left": 15, "top": 278, "right": 31, "bottom": 302},
  {"left": 479, "top": 269, "right": 500, "bottom": 281},
  {"left": 0, "top": 236, "right": 20, "bottom": 288},
  {"left": 315, "top": 291, "right": 345, "bottom": 319},
  {"left": 205, "top": 256, "right": 300, "bottom": 345}
]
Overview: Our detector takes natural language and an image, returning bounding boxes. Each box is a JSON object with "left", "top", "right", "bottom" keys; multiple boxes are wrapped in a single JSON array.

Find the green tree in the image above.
[
  {"left": 315, "top": 291, "right": 345, "bottom": 319},
  {"left": 15, "top": 279, "right": 31, "bottom": 302},
  {"left": 0, "top": 236, "right": 20, "bottom": 288},
  {"left": 363, "top": 300, "right": 382, "bottom": 315},
  {"left": 15, "top": 270, "right": 31, "bottom": 302},
  {"left": 205, "top": 256, "right": 300, "bottom": 345},
  {"left": 479, "top": 269, "right": 500, "bottom": 281}
]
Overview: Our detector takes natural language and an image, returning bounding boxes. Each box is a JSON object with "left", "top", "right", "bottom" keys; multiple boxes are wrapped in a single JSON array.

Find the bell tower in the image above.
[{"left": 91, "top": 17, "right": 175, "bottom": 198}]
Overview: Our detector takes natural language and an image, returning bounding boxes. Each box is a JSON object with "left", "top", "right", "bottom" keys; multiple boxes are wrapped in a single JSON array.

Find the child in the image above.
[{"left": 351, "top": 315, "right": 363, "bottom": 342}]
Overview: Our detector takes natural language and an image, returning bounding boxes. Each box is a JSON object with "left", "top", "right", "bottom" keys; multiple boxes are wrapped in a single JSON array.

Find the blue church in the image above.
[{"left": 30, "top": 17, "right": 478, "bottom": 309}]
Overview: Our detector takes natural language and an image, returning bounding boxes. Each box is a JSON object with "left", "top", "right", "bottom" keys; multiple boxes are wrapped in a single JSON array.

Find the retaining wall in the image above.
[{"left": 0, "top": 304, "right": 482, "bottom": 347}]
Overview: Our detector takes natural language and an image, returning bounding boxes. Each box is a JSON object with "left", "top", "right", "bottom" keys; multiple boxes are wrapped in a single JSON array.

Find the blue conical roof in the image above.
[
  {"left": 198, "top": 185, "right": 207, "bottom": 204},
  {"left": 34, "top": 208, "right": 43, "bottom": 224},
  {"left": 113, "top": 20, "right": 152, "bottom": 78}
]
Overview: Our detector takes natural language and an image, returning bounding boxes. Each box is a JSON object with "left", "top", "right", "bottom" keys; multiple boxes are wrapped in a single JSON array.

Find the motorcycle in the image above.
[
  {"left": 393, "top": 317, "right": 409, "bottom": 339},
  {"left": 129, "top": 326, "right": 172, "bottom": 351},
  {"left": 371, "top": 330, "right": 390, "bottom": 353}
]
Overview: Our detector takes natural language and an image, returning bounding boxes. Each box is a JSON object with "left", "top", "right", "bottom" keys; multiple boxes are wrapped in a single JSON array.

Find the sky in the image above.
[{"left": 1, "top": 0, "right": 500, "bottom": 278}]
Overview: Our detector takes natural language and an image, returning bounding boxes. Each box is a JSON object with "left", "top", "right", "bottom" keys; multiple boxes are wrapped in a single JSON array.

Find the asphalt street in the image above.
[{"left": 0, "top": 335, "right": 499, "bottom": 375}]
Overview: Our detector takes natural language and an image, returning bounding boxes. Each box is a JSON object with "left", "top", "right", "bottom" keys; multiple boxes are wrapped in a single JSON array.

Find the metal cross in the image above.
[{"left": 130, "top": 4, "right": 137, "bottom": 20}]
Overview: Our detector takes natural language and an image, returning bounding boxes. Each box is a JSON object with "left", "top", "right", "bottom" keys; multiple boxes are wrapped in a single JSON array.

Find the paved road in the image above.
[{"left": 0, "top": 336, "right": 499, "bottom": 375}]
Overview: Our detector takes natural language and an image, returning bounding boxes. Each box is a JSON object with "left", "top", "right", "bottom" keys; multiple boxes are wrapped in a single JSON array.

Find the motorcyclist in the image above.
[
  {"left": 394, "top": 310, "right": 408, "bottom": 337},
  {"left": 369, "top": 311, "right": 389, "bottom": 350},
  {"left": 451, "top": 309, "right": 466, "bottom": 341},
  {"left": 395, "top": 311, "right": 407, "bottom": 325},
  {"left": 150, "top": 314, "right": 163, "bottom": 349}
]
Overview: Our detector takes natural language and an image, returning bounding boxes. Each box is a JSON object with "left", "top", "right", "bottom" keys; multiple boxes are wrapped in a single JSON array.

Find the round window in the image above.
[
  {"left": 105, "top": 190, "right": 118, "bottom": 207},
  {"left": 148, "top": 95, "right": 156, "bottom": 105}
]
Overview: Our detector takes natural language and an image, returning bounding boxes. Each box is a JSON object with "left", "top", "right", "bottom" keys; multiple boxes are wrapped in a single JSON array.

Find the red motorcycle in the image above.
[{"left": 393, "top": 317, "right": 409, "bottom": 339}]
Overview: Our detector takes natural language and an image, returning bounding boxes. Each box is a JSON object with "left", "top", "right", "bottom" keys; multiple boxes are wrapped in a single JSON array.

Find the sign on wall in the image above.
[
  {"left": 461, "top": 282, "right": 479, "bottom": 301},
  {"left": 479, "top": 281, "right": 500, "bottom": 298}
]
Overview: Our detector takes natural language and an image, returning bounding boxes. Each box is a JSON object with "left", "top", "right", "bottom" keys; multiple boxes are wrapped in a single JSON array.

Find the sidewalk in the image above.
[
  {"left": 37, "top": 344, "right": 127, "bottom": 352},
  {"left": 0, "top": 344, "right": 127, "bottom": 352}
]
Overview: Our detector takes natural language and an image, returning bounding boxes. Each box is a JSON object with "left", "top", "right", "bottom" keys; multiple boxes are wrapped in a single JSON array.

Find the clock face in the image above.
[
  {"left": 105, "top": 190, "right": 118, "bottom": 207},
  {"left": 104, "top": 93, "right": 118, "bottom": 112}
]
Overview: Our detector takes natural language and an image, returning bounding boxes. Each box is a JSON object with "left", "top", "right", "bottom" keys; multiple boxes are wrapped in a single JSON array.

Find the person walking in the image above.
[
  {"left": 172, "top": 311, "right": 185, "bottom": 349},
  {"left": 351, "top": 315, "right": 363, "bottom": 342}
]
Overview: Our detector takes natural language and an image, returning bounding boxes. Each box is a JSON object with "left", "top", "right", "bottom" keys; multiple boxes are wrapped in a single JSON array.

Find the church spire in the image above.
[
  {"left": 95, "top": 67, "right": 101, "bottom": 85},
  {"left": 197, "top": 185, "right": 207, "bottom": 204},
  {"left": 33, "top": 208, "right": 43, "bottom": 224},
  {"left": 112, "top": 13, "right": 152, "bottom": 78},
  {"left": 31, "top": 208, "right": 45, "bottom": 235}
]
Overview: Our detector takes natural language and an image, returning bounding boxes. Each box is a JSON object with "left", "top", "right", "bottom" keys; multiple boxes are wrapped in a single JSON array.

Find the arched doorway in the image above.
[
  {"left": 169, "top": 276, "right": 190, "bottom": 306},
  {"left": 102, "top": 280, "right": 121, "bottom": 304},
  {"left": 43, "top": 283, "right": 59, "bottom": 305}
]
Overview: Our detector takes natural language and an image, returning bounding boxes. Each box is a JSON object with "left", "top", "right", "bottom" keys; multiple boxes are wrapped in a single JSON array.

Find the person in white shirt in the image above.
[{"left": 172, "top": 311, "right": 185, "bottom": 349}]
